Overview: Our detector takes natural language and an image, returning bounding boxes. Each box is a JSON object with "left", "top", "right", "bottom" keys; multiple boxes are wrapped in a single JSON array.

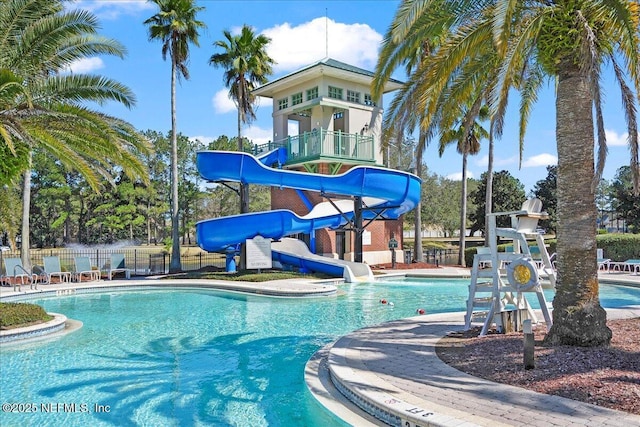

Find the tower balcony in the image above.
[{"left": 254, "top": 129, "right": 376, "bottom": 168}]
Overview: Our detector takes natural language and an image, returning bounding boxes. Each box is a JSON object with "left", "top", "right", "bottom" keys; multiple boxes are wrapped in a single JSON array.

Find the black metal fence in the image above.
[
  {"left": 2, "top": 246, "right": 462, "bottom": 278},
  {"left": 0, "top": 249, "right": 226, "bottom": 277},
  {"left": 404, "top": 248, "right": 461, "bottom": 266}
]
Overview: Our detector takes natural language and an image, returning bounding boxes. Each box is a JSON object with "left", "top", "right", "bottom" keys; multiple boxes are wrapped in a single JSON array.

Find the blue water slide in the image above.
[
  {"left": 195, "top": 150, "right": 421, "bottom": 253},
  {"left": 255, "top": 147, "right": 288, "bottom": 168}
]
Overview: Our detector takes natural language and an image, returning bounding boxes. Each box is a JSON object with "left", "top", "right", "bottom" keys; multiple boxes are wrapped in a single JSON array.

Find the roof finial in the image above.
[{"left": 325, "top": 8, "right": 328, "bottom": 58}]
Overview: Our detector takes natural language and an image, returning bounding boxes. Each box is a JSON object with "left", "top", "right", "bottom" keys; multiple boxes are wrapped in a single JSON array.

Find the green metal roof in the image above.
[{"left": 253, "top": 57, "right": 403, "bottom": 97}]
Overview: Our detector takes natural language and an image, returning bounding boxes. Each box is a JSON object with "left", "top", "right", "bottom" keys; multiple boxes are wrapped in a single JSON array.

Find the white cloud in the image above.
[
  {"left": 446, "top": 171, "right": 474, "bottom": 181},
  {"left": 212, "top": 89, "right": 236, "bottom": 114},
  {"left": 189, "top": 127, "right": 272, "bottom": 148},
  {"left": 474, "top": 154, "right": 517, "bottom": 168},
  {"left": 262, "top": 18, "right": 382, "bottom": 73},
  {"left": 605, "top": 129, "right": 636, "bottom": 147},
  {"left": 244, "top": 125, "right": 273, "bottom": 145},
  {"left": 190, "top": 136, "right": 215, "bottom": 145},
  {"left": 522, "top": 153, "right": 557, "bottom": 168},
  {"left": 67, "top": 1, "right": 154, "bottom": 19},
  {"left": 212, "top": 91, "right": 271, "bottom": 114},
  {"left": 475, "top": 155, "right": 489, "bottom": 167},
  {"left": 64, "top": 57, "right": 104, "bottom": 74}
]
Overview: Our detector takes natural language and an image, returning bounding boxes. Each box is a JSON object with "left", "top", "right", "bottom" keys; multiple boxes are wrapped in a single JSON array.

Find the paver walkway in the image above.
[{"left": 323, "top": 308, "right": 640, "bottom": 427}]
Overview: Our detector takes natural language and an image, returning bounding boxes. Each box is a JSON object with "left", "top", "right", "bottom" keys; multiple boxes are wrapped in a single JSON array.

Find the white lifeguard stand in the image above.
[{"left": 464, "top": 198, "right": 556, "bottom": 336}]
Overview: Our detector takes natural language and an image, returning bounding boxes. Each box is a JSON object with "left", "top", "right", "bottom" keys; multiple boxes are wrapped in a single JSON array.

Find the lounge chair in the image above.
[
  {"left": 43, "top": 256, "right": 72, "bottom": 283},
  {"left": 596, "top": 249, "right": 611, "bottom": 271},
  {"left": 73, "top": 256, "right": 100, "bottom": 282},
  {"left": 107, "top": 253, "right": 131, "bottom": 280},
  {"left": 1, "top": 257, "right": 38, "bottom": 291},
  {"left": 610, "top": 259, "right": 640, "bottom": 274}
]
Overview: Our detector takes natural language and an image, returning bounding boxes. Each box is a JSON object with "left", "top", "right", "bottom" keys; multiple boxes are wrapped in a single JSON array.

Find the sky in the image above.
[{"left": 66, "top": 0, "right": 635, "bottom": 193}]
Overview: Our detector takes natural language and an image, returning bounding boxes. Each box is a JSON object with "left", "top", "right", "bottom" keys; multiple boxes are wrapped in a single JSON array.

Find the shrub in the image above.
[
  {"left": 597, "top": 234, "right": 640, "bottom": 261},
  {"left": 0, "top": 302, "right": 53, "bottom": 329},
  {"left": 464, "top": 234, "right": 638, "bottom": 266}
]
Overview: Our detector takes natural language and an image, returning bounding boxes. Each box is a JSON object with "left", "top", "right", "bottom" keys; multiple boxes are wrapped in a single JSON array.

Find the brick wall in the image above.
[{"left": 270, "top": 165, "right": 404, "bottom": 264}]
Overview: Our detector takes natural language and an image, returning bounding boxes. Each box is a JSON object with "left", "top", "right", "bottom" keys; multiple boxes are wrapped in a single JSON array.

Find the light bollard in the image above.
[{"left": 523, "top": 319, "right": 535, "bottom": 370}]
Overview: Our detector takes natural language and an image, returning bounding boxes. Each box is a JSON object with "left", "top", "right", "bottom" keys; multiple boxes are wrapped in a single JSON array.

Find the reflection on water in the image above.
[{"left": 1, "top": 280, "right": 638, "bottom": 426}]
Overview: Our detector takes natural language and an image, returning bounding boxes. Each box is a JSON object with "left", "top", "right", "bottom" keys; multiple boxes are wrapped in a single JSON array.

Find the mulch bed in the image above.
[{"left": 436, "top": 318, "right": 640, "bottom": 414}]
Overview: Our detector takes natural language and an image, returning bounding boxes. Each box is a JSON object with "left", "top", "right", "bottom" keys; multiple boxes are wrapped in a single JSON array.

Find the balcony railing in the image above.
[{"left": 254, "top": 129, "right": 375, "bottom": 165}]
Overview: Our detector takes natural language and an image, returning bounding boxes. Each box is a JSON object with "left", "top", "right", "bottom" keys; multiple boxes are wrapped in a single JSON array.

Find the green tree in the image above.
[
  {"left": 84, "top": 174, "right": 148, "bottom": 244},
  {"left": 376, "top": 0, "right": 640, "bottom": 347},
  {"left": 145, "top": 0, "right": 206, "bottom": 272},
  {"left": 531, "top": 165, "right": 558, "bottom": 234},
  {"left": 373, "top": 3, "right": 506, "bottom": 250},
  {"left": 0, "top": 71, "right": 31, "bottom": 186},
  {"left": 611, "top": 166, "right": 640, "bottom": 233},
  {"left": 469, "top": 170, "right": 526, "bottom": 236},
  {"left": 0, "top": 185, "right": 20, "bottom": 250},
  {"left": 178, "top": 135, "right": 205, "bottom": 245},
  {"left": 0, "top": 0, "right": 150, "bottom": 267},
  {"left": 141, "top": 130, "right": 172, "bottom": 245},
  {"left": 200, "top": 136, "right": 271, "bottom": 221},
  {"left": 421, "top": 173, "right": 462, "bottom": 238},
  {"left": 29, "top": 150, "right": 73, "bottom": 248},
  {"left": 595, "top": 179, "right": 613, "bottom": 232},
  {"left": 209, "top": 25, "right": 275, "bottom": 214},
  {"left": 438, "top": 106, "right": 489, "bottom": 266}
]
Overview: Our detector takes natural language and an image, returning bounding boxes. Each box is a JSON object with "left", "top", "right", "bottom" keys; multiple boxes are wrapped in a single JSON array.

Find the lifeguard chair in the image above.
[{"left": 464, "top": 198, "right": 556, "bottom": 336}]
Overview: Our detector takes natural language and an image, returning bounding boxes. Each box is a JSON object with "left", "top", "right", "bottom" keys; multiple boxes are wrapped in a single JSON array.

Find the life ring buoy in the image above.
[
  {"left": 416, "top": 308, "right": 426, "bottom": 315},
  {"left": 380, "top": 299, "right": 387, "bottom": 304},
  {"left": 506, "top": 257, "right": 539, "bottom": 292}
]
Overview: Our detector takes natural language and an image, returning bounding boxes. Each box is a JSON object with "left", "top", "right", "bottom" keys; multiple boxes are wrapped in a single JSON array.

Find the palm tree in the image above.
[
  {"left": 375, "top": 0, "right": 639, "bottom": 346},
  {"left": 439, "top": 107, "right": 489, "bottom": 266},
  {"left": 1, "top": 0, "right": 150, "bottom": 267},
  {"left": 393, "top": 41, "right": 435, "bottom": 263},
  {"left": 144, "top": 0, "right": 206, "bottom": 273},
  {"left": 209, "top": 25, "right": 275, "bottom": 214}
]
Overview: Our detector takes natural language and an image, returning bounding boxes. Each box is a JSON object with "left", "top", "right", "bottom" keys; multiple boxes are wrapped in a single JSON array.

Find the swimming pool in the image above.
[{"left": 1, "top": 278, "right": 639, "bottom": 426}]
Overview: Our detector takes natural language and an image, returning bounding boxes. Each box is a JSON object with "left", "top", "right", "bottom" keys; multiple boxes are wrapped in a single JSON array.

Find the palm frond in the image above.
[{"left": 31, "top": 74, "right": 137, "bottom": 108}]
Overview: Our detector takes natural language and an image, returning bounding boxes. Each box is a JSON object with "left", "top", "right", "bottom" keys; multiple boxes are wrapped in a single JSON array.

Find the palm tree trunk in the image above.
[
  {"left": 484, "top": 133, "right": 494, "bottom": 245},
  {"left": 237, "top": 108, "right": 249, "bottom": 214},
  {"left": 169, "top": 55, "right": 182, "bottom": 273},
  {"left": 20, "top": 163, "right": 32, "bottom": 270},
  {"left": 413, "top": 131, "right": 426, "bottom": 262},
  {"left": 147, "top": 198, "right": 151, "bottom": 245},
  {"left": 237, "top": 105, "right": 248, "bottom": 270},
  {"left": 458, "top": 152, "right": 468, "bottom": 266},
  {"left": 544, "top": 62, "right": 611, "bottom": 346}
]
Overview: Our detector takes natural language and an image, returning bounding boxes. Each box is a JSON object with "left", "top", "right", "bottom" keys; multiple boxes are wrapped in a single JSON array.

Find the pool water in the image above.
[{"left": 1, "top": 279, "right": 639, "bottom": 427}]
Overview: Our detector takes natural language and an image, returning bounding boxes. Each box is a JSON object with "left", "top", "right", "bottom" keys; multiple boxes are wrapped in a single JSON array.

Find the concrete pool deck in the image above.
[
  {"left": 308, "top": 268, "right": 640, "bottom": 426},
  {"left": 2, "top": 267, "right": 639, "bottom": 425}
]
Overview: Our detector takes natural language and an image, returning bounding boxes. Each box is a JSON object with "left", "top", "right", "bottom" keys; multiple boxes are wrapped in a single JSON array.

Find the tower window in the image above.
[
  {"left": 364, "top": 94, "right": 377, "bottom": 106},
  {"left": 328, "top": 86, "right": 343, "bottom": 100},
  {"left": 306, "top": 86, "right": 318, "bottom": 100}
]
